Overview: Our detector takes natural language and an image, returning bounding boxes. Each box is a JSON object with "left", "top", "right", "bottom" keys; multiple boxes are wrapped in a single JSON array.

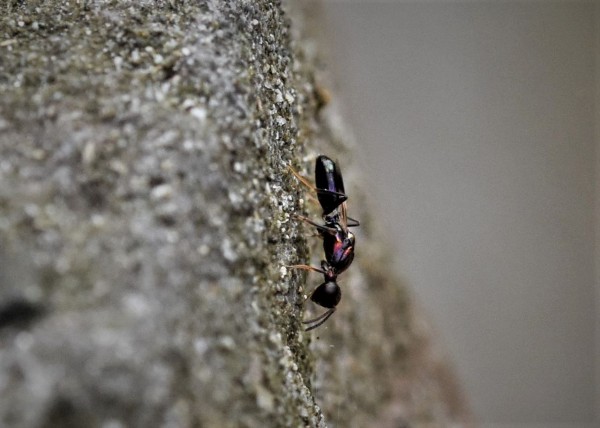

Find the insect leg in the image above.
[
  {"left": 287, "top": 165, "right": 316, "bottom": 191},
  {"left": 285, "top": 264, "right": 326, "bottom": 275},
  {"left": 302, "top": 308, "right": 336, "bottom": 331},
  {"left": 292, "top": 213, "right": 337, "bottom": 235},
  {"left": 347, "top": 216, "right": 360, "bottom": 227}
]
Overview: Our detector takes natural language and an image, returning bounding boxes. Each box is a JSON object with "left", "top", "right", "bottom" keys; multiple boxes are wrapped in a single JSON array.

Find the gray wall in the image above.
[{"left": 323, "top": 2, "right": 598, "bottom": 426}]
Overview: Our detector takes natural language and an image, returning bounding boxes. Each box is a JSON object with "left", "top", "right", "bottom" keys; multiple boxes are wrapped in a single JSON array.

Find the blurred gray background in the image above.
[{"left": 322, "top": 1, "right": 598, "bottom": 427}]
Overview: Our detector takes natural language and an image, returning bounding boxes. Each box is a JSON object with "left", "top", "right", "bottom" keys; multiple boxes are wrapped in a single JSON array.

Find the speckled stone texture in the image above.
[{"left": 0, "top": 1, "right": 471, "bottom": 427}]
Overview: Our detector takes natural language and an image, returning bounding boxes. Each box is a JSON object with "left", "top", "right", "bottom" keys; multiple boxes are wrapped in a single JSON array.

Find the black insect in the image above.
[
  {"left": 288, "top": 155, "right": 360, "bottom": 331},
  {"left": 288, "top": 225, "right": 356, "bottom": 330}
]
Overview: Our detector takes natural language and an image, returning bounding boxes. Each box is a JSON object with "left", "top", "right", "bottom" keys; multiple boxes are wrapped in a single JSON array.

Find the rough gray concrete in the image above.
[{"left": 0, "top": 1, "right": 470, "bottom": 427}]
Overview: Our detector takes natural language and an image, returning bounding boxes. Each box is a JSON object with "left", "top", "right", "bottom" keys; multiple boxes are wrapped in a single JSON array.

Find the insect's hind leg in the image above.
[
  {"left": 287, "top": 165, "right": 321, "bottom": 206},
  {"left": 288, "top": 165, "right": 348, "bottom": 208},
  {"left": 287, "top": 165, "right": 316, "bottom": 192},
  {"left": 292, "top": 213, "right": 337, "bottom": 235},
  {"left": 302, "top": 308, "right": 336, "bottom": 331},
  {"left": 347, "top": 216, "right": 360, "bottom": 227}
]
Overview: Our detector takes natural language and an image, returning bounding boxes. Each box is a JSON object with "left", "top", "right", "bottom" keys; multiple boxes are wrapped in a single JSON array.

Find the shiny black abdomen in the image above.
[{"left": 315, "top": 155, "right": 347, "bottom": 215}]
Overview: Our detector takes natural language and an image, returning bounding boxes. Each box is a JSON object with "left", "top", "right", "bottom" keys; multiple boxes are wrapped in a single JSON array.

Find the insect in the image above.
[
  {"left": 288, "top": 155, "right": 360, "bottom": 331},
  {"left": 288, "top": 226, "right": 356, "bottom": 331}
]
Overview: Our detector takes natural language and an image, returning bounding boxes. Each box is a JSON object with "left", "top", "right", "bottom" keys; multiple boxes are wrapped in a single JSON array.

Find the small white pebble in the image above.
[
  {"left": 113, "top": 55, "right": 123, "bottom": 71},
  {"left": 109, "top": 160, "right": 128, "bottom": 175},
  {"left": 91, "top": 214, "right": 105, "bottom": 227},
  {"left": 30, "top": 149, "right": 45, "bottom": 161},
  {"left": 181, "top": 98, "right": 195, "bottom": 109},
  {"left": 24, "top": 203, "right": 39, "bottom": 217},
  {"left": 194, "top": 338, "right": 209, "bottom": 355},
  {"left": 102, "top": 420, "right": 125, "bottom": 428},
  {"left": 228, "top": 190, "right": 242, "bottom": 205},
  {"left": 190, "top": 107, "right": 207, "bottom": 121},
  {"left": 219, "top": 336, "right": 235, "bottom": 350},
  {"left": 123, "top": 294, "right": 150, "bottom": 316},
  {"left": 15, "top": 332, "right": 34, "bottom": 351},
  {"left": 274, "top": 90, "right": 283, "bottom": 103},
  {"left": 160, "top": 158, "right": 175, "bottom": 172},
  {"left": 82, "top": 142, "right": 96, "bottom": 165},
  {"left": 151, "top": 184, "right": 173, "bottom": 200},
  {"left": 269, "top": 331, "right": 282, "bottom": 345},
  {"left": 256, "top": 386, "right": 274, "bottom": 411},
  {"left": 221, "top": 239, "right": 237, "bottom": 261}
]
